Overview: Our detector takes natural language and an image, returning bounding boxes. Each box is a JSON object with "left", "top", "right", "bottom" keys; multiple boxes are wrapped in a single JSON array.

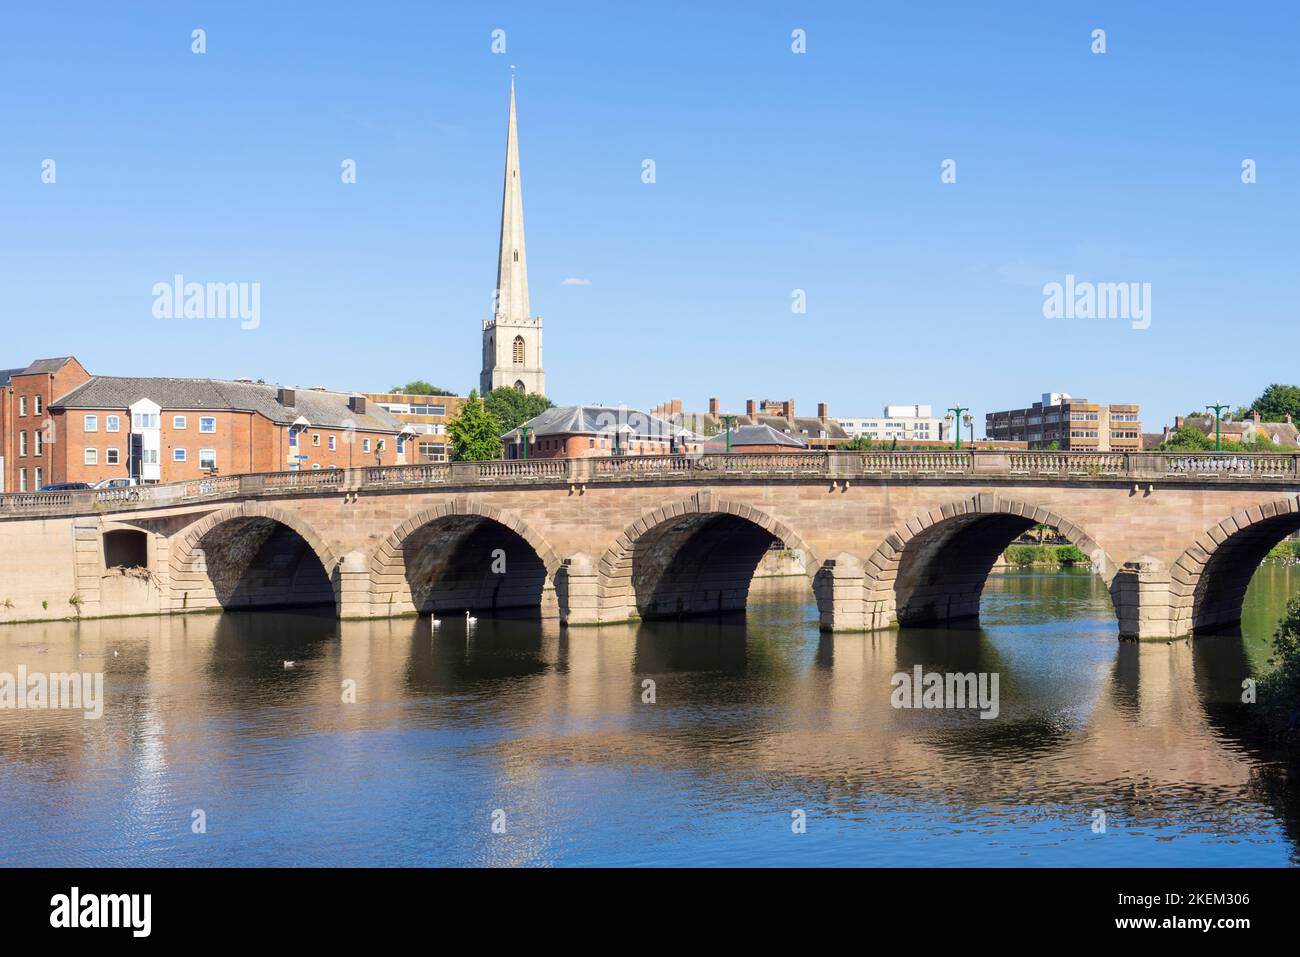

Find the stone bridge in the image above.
[{"left": 2, "top": 450, "right": 1298, "bottom": 639}]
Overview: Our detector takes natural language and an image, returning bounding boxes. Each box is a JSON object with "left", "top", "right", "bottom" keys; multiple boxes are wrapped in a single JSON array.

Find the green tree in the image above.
[
  {"left": 1158, "top": 425, "right": 1216, "bottom": 452},
  {"left": 389, "top": 380, "right": 455, "bottom": 396},
  {"left": 1250, "top": 384, "right": 1300, "bottom": 422},
  {"left": 446, "top": 390, "right": 503, "bottom": 461},
  {"left": 483, "top": 387, "right": 553, "bottom": 434},
  {"left": 842, "top": 436, "right": 874, "bottom": 451}
]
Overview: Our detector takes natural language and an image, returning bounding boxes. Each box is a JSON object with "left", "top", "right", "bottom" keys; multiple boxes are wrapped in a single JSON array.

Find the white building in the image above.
[{"left": 835, "top": 404, "right": 948, "bottom": 443}]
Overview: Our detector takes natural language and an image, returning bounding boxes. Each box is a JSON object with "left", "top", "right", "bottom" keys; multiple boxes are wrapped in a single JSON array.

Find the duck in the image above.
[
  {"left": 431, "top": 614, "right": 442, "bottom": 629},
  {"left": 465, "top": 610, "right": 478, "bottom": 626},
  {"left": 283, "top": 660, "right": 295, "bottom": 669}
]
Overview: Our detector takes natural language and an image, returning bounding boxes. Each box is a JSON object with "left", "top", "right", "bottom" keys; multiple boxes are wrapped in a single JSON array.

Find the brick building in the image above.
[
  {"left": 502, "top": 405, "right": 704, "bottom": 459},
  {"left": 985, "top": 392, "right": 1142, "bottom": 451},
  {"left": 367, "top": 391, "right": 467, "bottom": 463},
  {"left": 651, "top": 397, "right": 850, "bottom": 448},
  {"left": 1, "top": 357, "right": 406, "bottom": 490}
]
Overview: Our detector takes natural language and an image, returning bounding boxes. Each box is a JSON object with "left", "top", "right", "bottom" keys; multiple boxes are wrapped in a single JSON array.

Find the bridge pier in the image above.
[
  {"left": 1112, "top": 558, "right": 1177, "bottom": 640},
  {"left": 338, "top": 550, "right": 371, "bottom": 618},
  {"left": 556, "top": 552, "right": 601, "bottom": 625},
  {"left": 815, "top": 553, "right": 868, "bottom": 632}
]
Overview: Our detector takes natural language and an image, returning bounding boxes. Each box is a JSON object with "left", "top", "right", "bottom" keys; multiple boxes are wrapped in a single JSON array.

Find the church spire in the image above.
[{"left": 494, "top": 69, "right": 529, "bottom": 324}]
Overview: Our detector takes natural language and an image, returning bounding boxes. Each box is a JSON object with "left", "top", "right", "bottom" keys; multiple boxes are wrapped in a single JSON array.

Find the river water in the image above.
[{"left": 1, "top": 566, "right": 1297, "bottom": 867}]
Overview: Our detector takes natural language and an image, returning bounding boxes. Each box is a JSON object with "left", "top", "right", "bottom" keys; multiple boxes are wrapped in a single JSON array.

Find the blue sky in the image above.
[{"left": 2, "top": 1, "right": 1296, "bottom": 431}]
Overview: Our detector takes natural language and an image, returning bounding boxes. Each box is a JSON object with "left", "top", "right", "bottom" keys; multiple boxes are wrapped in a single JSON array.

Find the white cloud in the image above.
[{"left": 561, "top": 277, "right": 592, "bottom": 286}]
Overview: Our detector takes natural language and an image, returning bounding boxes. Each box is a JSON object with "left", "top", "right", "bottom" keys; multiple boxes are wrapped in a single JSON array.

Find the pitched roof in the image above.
[
  {"left": 19, "top": 357, "right": 77, "bottom": 375},
  {"left": 51, "top": 376, "right": 403, "bottom": 433},
  {"left": 503, "top": 404, "right": 698, "bottom": 441},
  {"left": 741, "top": 413, "right": 849, "bottom": 440},
  {"left": 0, "top": 368, "right": 24, "bottom": 388},
  {"left": 702, "top": 424, "right": 807, "bottom": 449}
]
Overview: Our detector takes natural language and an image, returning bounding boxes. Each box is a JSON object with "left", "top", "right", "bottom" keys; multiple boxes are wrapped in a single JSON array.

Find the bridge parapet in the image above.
[{"left": 1, "top": 450, "right": 1297, "bottom": 520}]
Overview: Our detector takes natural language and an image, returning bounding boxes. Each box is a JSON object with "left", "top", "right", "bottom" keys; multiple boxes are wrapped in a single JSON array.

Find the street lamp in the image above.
[
  {"left": 946, "top": 405, "right": 970, "bottom": 450},
  {"left": 720, "top": 414, "right": 736, "bottom": 453},
  {"left": 1206, "top": 402, "right": 1230, "bottom": 452},
  {"left": 518, "top": 425, "right": 533, "bottom": 461}
]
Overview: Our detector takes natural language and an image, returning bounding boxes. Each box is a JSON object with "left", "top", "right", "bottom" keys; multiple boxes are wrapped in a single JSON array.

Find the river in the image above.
[{"left": 1, "top": 565, "right": 1297, "bottom": 866}]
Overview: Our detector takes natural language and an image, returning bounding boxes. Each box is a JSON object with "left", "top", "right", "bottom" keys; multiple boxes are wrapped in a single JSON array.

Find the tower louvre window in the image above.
[{"left": 513, "top": 335, "right": 525, "bottom": 365}]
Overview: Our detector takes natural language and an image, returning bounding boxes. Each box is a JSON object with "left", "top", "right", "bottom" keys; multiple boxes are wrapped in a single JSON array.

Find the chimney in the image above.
[
  {"left": 349, "top": 395, "right": 367, "bottom": 415},
  {"left": 672, "top": 398, "right": 682, "bottom": 415},
  {"left": 1174, "top": 415, "right": 1184, "bottom": 429},
  {"left": 277, "top": 386, "right": 296, "bottom": 407},
  {"left": 785, "top": 399, "right": 795, "bottom": 419},
  {"left": 745, "top": 399, "right": 756, "bottom": 418},
  {"left": 817, "top": 402, "right": 828, "bottom": 420},
  {"left": 1252, "top": 410, "right": 1262, "bottom": 424},
  {"left": 708, "top": 397, "right": 719, "bottom": 416}
]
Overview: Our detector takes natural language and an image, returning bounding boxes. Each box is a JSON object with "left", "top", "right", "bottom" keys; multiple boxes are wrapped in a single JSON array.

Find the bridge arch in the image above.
[
  {"left": 372, "top": 499, "right": 563, "bottom": 618},
  {"left": 595, "top": 492, "right": 822, "bottom": 622},
  {"left": 170, "top": 503, "right": 339, "bottom": 612},
  {"left": 1169, "top": 496, "right": 1300, "bottom": 635},
  {"left": 862, "top": 493, "right": 1119, "bottom": 630}
]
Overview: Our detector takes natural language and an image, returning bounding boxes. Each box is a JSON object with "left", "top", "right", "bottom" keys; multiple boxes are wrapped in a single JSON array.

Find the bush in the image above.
[
  {"left": 1005, "top": 545, "right": 1043, "bottom": 567},
  {"left": 1056, "top": 545, "right": 1088, "bottom": 566}
]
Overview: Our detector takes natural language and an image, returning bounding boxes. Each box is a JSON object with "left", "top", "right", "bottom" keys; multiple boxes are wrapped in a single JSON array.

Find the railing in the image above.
[
  {"left": 860, "top": 451, "right": 971, "bottom": 473},
  {"left": 1163, "top": 453, "right": 1297, "bottom": 476},
  {"left": 1008, "top": 452, "right": 1127, "bottom": 475},
  {"left": 0, "top": 450, "right": 1296, "bottom": 518}
]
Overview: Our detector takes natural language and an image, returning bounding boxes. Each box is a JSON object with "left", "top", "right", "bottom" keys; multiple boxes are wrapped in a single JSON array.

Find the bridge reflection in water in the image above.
[{"left": 0, "top": 569, "right": 1295, "bottom": 866}]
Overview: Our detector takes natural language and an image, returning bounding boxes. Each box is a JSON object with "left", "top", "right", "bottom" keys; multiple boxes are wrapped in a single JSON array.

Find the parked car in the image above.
[
  {"left": 38, "top": 482, "right": 91, "bottom": 492},
  {"left": 93, "top": 477, "right": 140, "bottom": 489}
]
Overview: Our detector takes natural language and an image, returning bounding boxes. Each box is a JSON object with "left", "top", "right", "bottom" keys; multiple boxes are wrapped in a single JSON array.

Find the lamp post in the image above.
[
  {"left": 518, "top": 425, "right": 532, "bottom": 461},
  {"left": 1206, "top": 402, "right": 1229, "bottom": 452},
  {"left": 946, "top": 405, "right": 970, "bottom": 450},
  {"left": 720, "top": 414, "right": 736, "bottom": 453}
]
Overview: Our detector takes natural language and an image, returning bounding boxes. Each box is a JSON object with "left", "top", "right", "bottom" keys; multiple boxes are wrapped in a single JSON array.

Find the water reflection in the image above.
[{"left": 0, "top": 569, "right": 1296, "bottom": 866}]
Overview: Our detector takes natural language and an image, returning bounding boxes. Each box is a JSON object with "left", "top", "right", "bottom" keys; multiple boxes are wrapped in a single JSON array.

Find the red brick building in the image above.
[
  {"left": 502, "top": 405, "right": 704, "bottom": 459},
  {"left": 1, "top": 358, "right": 407, "bottom": 490}
]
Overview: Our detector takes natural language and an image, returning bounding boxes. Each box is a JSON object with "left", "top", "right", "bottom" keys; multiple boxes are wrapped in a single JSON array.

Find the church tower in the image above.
[{"left": 481, "top": 72, "right": 545, "bottom": 396}]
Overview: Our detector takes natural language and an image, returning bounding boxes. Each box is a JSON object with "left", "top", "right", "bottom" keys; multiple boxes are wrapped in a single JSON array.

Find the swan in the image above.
[
  {"left": 465, "top": 610, "right": 478, "bottom": 626},
  {"left": 431, "top": 614, "right": 442, "bottom": 628},
  {"left": 283, "top": 660, "right": 295, "bottom": 669}
]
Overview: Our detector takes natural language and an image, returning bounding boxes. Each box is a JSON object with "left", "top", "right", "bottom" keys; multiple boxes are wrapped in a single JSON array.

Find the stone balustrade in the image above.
[{"left": 1, "top": 450, "right": 1297, "bottom": 519}]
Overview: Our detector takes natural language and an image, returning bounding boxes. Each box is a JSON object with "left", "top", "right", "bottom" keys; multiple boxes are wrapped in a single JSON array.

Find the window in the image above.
[
  {"left": 174, "top": 448, "right": 187, "bottom": 462},
  {"left": 199, "top": 417, "right": 216, "bottom": 433},
  {"left": 133, "top": 412, "right": 159, "bottom": 429},
  {"left": 33, "top": 395, "right": 41, "bottom": 415},
  {"left": 106, "top": 448, "right": 120, "bottom": 465},
  {"left": 199, "top": 449, "right": 216, "bottom": 470},
  {"left": 84, "top": 414, "right": 98, "bottom": 432},
  {"left": 19, "top": 469, "right": 27, "bottom": 492},
  {"left": 312, "top": 433, "right": 320, "bottom": 447},
  {"left": 106, "top": 415, "right": 120, "bottom": 432},
  {"left": 328, "top": 434, "right": 336, "bottom": 451},
  {"left": 33, "top": 467, "right": 42, "bottom": 488},
  {"left": 377, "top": 439, "right": 386, "bottom": 452},
  {"left": 18, "top": 432, "right": 27, "bottom": 456},
  {"left": 33, "top": 432, "right": 41, "bottom": 457},
  {"left": 512, "top": 335, "right": 525, "bottom": 365},
  {"left": 173, "top": 416, "right": 187, "bottom": 429},
  {"left": 85, "top": 448, "right": 98, "bottom": 465},
  {"left": 396, "top": 436, "right": 405, "bottom": 455},
  {"left": 362, "top": 438, "right": 371, "bottom": 453},
  {"left": 289, "top": 430, "right": 298, "bottom": 448},
  {"left": 142, "top": 449, "right": 158, "bottom": 465},
  {"left": 311, "top": 463, "right": 321, "bottom": 470},
  {"left": 18, "top": 397, "right": 27, "bottom": 416}
]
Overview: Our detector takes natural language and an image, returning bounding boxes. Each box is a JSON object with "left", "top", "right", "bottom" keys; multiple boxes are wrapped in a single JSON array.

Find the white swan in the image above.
[
  {"left": 283, "top": 660, "right": 295, "bottom": 669},
  {"left": 465, "top": 610, "right": 478, "bottom": 626},
  {"left": 431, "top": 614, "right": 442, "bottom": 628}
]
